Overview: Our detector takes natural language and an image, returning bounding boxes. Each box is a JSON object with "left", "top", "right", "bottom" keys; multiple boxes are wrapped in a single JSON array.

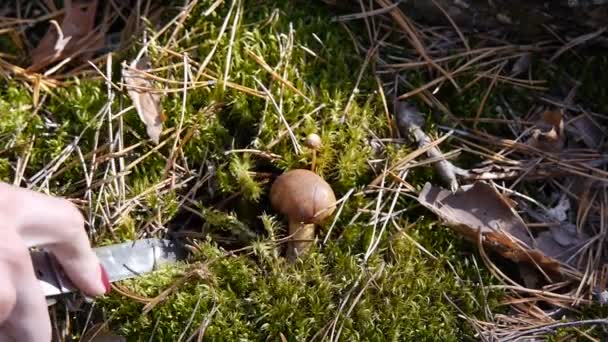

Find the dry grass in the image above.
[
  {"left": 3, "top": 0, "right": 608, "bottom": 340},
  {"left": 333, "top": 0, "right": 608, "bottom": 340}
]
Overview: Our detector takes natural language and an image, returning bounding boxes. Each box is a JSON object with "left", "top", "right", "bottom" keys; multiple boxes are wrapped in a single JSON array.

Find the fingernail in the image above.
[{"left": 100, "top": 264, "right": 111, "bottom": 294}]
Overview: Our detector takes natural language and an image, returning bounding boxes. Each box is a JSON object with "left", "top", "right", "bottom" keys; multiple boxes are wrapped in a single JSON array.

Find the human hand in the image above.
[{"left": 0, "top": 182, "right": 110, "bottom": 342}]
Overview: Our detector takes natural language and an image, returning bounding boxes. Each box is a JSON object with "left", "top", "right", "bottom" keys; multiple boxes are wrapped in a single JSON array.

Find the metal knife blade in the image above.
[{"left": 32, "top": 238, "right": 186, "bottom": 298}]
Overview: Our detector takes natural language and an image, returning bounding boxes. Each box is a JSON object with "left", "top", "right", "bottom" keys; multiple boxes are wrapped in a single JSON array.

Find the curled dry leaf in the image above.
[
  {"left": 123, "top": 57, "right": 164, "bottom": 144},
  {"left": 417, "top": 182, "right": 588, "bottom": 276},
  {"left": 30, "top": 0, "right": 104, "bottom": 71},
  {"left": 526, "top": 109, "right": 565, "bottom": 152}
]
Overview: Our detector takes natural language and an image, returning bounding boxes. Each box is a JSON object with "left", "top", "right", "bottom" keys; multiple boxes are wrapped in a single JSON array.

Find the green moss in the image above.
[
  {"left": 228, "top": 154, "right": 263, "bottom": 202},
  {"left": 0, "top": 0, "right": 520, "bottom": 340},
  {"left": 77, "top": 0, "right": 502, "bottom": 339},
  {"left": 101, "top": 228, "right": 497, "bottom": 341}
]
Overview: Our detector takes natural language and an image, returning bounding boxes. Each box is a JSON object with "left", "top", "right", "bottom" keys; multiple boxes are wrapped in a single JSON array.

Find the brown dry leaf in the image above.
[
  {"left": 526, "top": 109, "right": 565, "bottom": 153},
  {"left": 123, "top": 57, "right": 164, "bottom": 144},
  {"left": 418, "top": 182, "right": 532, "bottom": 243},
  {"left": 417, "top": 182, "right": 581, "bottom": 275},
  {"left": 30, "top": 0, "right": 104, "bottom": 72}
]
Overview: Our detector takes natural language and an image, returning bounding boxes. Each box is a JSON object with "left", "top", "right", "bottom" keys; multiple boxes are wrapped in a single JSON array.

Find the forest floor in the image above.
[{"left": 2, "top": 0, "right": 608, "bottom": 341}]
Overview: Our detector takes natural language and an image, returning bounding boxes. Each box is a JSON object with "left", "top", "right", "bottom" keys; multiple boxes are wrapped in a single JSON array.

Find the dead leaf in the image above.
[
  {"left": 419, "top": 182, "right": 532, "bottom": 243},
  {"left": 546, "top": 195, "right": 570, "bottom": 222},
  {"left": 123, "top": 57, "right": 164, "bottom": 144},
  {"left": 520, "top": 201, "right": 589, "bottom": 265},
  {"left": 569, "top": 113, "right": 604, "bottom": 149},
  {"left": 417, "top": 182, "right": 585, "bottom": 275},
  {"left": 526, "top": 109, "right": 565, "bottom": 153},
  {"left": 30, "top": 0, "right": 104, "bottom": 71},
  {"left": 510, "top": 52, "right": 532, "bottom": 77}
]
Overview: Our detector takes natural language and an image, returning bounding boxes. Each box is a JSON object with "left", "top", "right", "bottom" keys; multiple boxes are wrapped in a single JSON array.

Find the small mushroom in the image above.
[
  {"left": 304, "top": 133, "right": 322, "bottom": 171},
  {"left": 270, "top": 169, "right": 336, "bottom": 261}
]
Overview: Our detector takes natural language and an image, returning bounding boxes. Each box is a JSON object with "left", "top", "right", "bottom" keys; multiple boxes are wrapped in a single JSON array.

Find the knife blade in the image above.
[{"left": 32, "top": 238, "right": 186, "bottom": 298}]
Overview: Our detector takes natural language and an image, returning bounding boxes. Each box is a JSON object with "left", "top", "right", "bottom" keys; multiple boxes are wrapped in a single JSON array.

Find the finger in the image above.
[
  {"left": 0, "top": 332, "right": 16, "bottom": 342},
  {"left": 0, "top": 183, "right": 109, "bottom": 297},
  {"left": 0, "top": 182, "right": 86, "bottom": 248},
  {"left": 0, "top": 231, "right": 51, "bottom": 342},
  {"left": 31, "top": 201, "right": 109, "bottom": 297},
  {"left": 0, "top": 263, "right": 16, "bottom": 325}
]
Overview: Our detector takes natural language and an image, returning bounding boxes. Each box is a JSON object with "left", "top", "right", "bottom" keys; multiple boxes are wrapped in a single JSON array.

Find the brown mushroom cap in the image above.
[{"left": 270, "top": 169, "right": 336, "bottom": 224}]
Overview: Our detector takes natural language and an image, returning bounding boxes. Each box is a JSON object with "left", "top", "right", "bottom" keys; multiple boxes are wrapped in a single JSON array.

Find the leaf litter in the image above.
[
  {"left": 341, "top": 0, "right": 608, "bottom": 339},
  {"left": 11, "top": 0, "right": 168, "bottom": 145},
  {"left": 2, "top": 0, "right": 608, "bottom": 339},
  {"left": 29, "top": 0, "right": 105, "bottom": 72},
  {"left": 404, "top": 79, "right": 608, "bottom": 339}
]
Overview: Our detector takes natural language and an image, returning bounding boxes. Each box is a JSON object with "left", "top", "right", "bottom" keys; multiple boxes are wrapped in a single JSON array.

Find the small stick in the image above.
[{"left": 393, "top": 100, "right": 463, "bottom": 192}]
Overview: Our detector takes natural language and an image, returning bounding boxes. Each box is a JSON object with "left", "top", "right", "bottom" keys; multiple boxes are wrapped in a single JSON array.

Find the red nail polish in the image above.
[{"left": 100, "top": 264, "right": 111, "bottom": 294}]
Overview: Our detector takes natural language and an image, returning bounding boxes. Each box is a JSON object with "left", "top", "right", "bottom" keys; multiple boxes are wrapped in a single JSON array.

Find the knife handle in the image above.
[{"left": 31, "top": 249, "right": 79, "bottom": 298}]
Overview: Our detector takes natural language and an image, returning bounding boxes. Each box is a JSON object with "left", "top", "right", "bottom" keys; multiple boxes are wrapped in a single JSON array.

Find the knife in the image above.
[{"left": 32, "top": 238, "right": 186, "bottom": 298}]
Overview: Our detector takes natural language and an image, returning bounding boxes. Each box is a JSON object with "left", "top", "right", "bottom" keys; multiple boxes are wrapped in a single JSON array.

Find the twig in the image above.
[{"left": 394, "top": 100, "right": 461, "bottom": 191}]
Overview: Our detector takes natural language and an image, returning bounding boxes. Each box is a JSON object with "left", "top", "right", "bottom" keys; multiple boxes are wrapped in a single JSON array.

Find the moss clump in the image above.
[
  {"left": 94, "top": 1, "right": 500, "bottom": 339},
  {"left": 1, "top": 0, "right": 505, "bottom": 340},
  {"left": 100, "top": 223, "right": 497, "bottom": 340}
]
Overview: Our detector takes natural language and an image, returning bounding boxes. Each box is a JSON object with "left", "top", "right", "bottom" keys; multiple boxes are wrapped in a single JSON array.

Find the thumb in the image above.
[
  {"left": 0, "top": 183, "right": 110, "bottom": 297},
  {"left": 38, "top": 204, "right": 111, "bottom": 297}
]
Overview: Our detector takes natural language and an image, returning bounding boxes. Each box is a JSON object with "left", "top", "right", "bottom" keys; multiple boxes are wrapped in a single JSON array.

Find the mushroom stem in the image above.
[
  {"left": 287, "top": 221, "right": 315, "bottom": 261},
  {"left": 311, "top": 151, "right": 317, "bottom": 172}
]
